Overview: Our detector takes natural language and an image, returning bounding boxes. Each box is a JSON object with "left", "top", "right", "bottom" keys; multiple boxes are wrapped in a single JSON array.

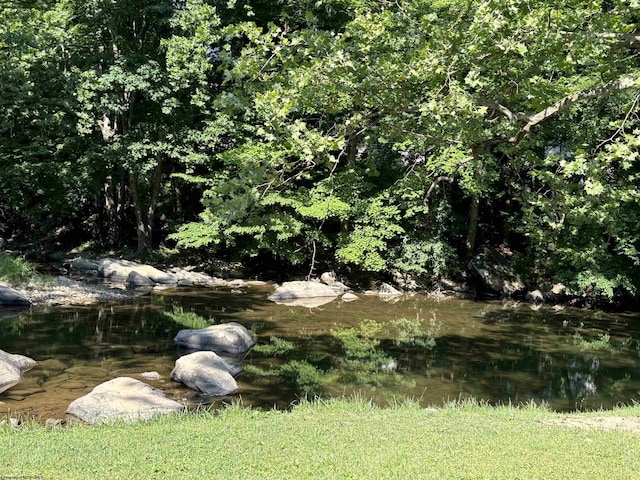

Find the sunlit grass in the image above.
[{"left": 2, "top": 399, "right": 640, "bottom": 479}]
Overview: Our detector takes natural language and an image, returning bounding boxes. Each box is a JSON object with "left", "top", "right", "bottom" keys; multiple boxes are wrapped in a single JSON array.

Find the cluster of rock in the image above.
[
  {"left": 1, "top": 251, "right": 580, "bottom": 426},
  {"left": 468, "top": 247, "right": 568, "bottom": 305},
  {"left": 65, "top": 256, "right": 251, "bottom": 290},
  {"left": 62, "top": 322, "right": 256, "bottom": 425},
  {"left": 0, "top": 257, "right": 258, "bottom": 309},
  {"left": 171, "top": 322, "right": 254, "bottom": 396},
  {"left": 97, "top": 258, "right": 259, "bottom": 290}
]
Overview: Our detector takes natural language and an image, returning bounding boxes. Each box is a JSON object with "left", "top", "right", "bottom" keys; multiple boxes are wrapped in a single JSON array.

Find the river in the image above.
[{"left": 1, "top": 284, "right": 639, "bottom": 420}]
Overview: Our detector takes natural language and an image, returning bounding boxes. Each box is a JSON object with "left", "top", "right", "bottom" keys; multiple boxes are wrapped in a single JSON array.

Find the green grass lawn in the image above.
[{"left": 2, "top": 399, "right": 639, "bottom": 479}]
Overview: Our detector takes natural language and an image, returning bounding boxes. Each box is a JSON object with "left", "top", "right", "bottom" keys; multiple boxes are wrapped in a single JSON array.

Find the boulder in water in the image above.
[
  {"left": 98, "top": 258, "right": 177, "bottom": 284},
  {"left": 66, "top": 377, "right": 184, "bottom": 425},
  {"left": 0, "top": 349, "right": 36, "bottom": 394},
  {"left": 174, "top": 322, "right": 255, "bottom": 357},
  {"left": 170, "top": 351, "right": 239, "bottom": 396},
  {"left": 0, "top": 286, "right": 31, "bottom": 307},
  {"left": 268, "top": 281, "right": 340, "bottom": 303}
]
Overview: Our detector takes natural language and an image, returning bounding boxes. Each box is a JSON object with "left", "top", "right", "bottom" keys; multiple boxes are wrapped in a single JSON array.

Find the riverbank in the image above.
[
  {"left": 2, "top": 399, "right": 640, "bottom": 479},
  {"left": 11, "top": 277, "right": 147, "bottom": 307}
]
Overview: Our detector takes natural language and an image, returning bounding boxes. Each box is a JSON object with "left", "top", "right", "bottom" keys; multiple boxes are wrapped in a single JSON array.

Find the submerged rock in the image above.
[
  {"left": 170, "top": 351, "right": 239, "bottom": 396},
  {"left": 0, "top": 349, "right": 36, "bottom": 394},
  {"left": 272, "top": 296, "right": 337, "bottom": 308},
  {"left": 174, "top": 322, "right": 255, "bottom": 357},
  {"left": 98, "top": 258, "right": 177, "bottom": 284},
  {"left": 66, "top": 377, "right": 184, "bottom": 425}
]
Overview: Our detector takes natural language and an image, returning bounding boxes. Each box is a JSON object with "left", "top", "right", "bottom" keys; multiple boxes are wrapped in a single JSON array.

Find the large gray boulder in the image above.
[
  {"left": 98, "top": 258, "right": 177, "bottom": 284},
  {"left": 0, "top": 286, "right": 31, "bottom": 307},
  {"left": 66, "top": 377, "right": 184, "bottom": 425},
  {"left": 0, "top": 349, "right": 36, "bottom": 394},
  {"left": 69, "top": 258, "right": 99, "bottom": 272},
  {"left": 268, "top": 281, "right": 341, "bottom": 302},
  {"left": 320, "top": 271, "right": 337, "bottom": 285},
  {"left": 170, "top": 351, "right": 239, "bottom": 396},
  {"left": 174, "top": 322, "right": 255, "bottom": 357},
  {"left": 127, "top": 271, "right": 155, "bottom": 288},
  {"left": 467, "top": 248, "right": 524, "bottom": 297}
]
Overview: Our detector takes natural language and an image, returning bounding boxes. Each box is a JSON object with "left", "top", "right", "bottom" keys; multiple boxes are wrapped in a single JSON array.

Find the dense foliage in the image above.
[{"left": 1, "top": 0, "right": 639, "bottom": 296}]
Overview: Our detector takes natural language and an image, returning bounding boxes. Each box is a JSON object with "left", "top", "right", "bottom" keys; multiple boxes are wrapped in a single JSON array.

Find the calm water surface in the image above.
[{"left": 1, "top": 284, "right": 640, "bottom": 420}]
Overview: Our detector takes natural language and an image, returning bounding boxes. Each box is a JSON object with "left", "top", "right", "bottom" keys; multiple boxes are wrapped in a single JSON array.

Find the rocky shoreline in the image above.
[
  {"left": 11, "top": 277, "right": 146, "bottom": 307},
  {"left": 0, "top": 257, "right": 256, "bottom": 309},
  {"left": 0, "top": 248, "right": 625, "bottom": 311}
]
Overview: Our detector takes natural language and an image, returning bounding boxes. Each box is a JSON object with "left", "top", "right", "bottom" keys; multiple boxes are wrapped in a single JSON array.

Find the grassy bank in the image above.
[
  {"left": 2, "top": 400, "right": 640, "bottom": 479},
  {"left": 0, "top": 252, "right": 40, "bottom": 285}
]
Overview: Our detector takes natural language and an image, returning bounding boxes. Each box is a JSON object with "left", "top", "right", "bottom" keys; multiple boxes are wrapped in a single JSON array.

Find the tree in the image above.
[
  {"left": 0, "top": 2, "right": 85, "bottom": 245},
  {"left": 173, "top": 0, "right": 640, "bottom": 292}
]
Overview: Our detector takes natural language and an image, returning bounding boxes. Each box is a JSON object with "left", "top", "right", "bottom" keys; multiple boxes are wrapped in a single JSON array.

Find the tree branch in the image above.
[
  {"left": 477, "top": 98, "right": 521, "bottom": 124},
  {"left": 597, "top": 33, "right": 640, "bottom": 47},
  {"left": 423, "top": 155, "right": 474, "bottom": 204},
  {"left": 509, "top": 73, "right": 640, "bottom": 146}
]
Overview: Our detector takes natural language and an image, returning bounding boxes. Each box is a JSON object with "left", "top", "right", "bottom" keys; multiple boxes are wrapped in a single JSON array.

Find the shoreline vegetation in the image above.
[
  {"left": 1, "top": 250, "right": 637, "bottom": 310},
  {"left": 1, "top": 399, "right": 640, "bottom": 479},
  {"left": 0, "top": 251, "right": 148, "bottom": 307}
]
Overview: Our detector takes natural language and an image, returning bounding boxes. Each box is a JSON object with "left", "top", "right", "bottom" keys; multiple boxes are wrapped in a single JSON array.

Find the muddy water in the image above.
[{"left": 1, "top": 284, "right": 640, "bottom": 420}]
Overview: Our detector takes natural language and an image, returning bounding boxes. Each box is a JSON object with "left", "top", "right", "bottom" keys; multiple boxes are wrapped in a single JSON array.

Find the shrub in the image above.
[{"left": 0, "top": 252, "right": 39, "bottom": 284}]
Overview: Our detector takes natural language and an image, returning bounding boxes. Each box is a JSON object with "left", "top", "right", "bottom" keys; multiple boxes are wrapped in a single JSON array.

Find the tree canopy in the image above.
[{"left": 1, "top": 0, "right": 639, "bottom": 296}]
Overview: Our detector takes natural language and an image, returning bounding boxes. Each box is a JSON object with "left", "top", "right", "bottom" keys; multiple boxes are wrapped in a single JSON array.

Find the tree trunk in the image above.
[
  {"left": 102, "top": 176, "right": 118, "bottom": 246},
  {"left": 117, "top": 169, "right": 127, "bottom": 246},
  {"left": 465, "top": 149, "right": 482, "bottom": 258},
  {"left": 129, "top": 173, "right": 152, "bottom": 253},
  {"left": 146, "top": 159, "right": 163, "bottom": 243},
  {"left": 465, "top": 196, "right": 480, "bottom": 259},
  {"left": 128, "top": 160, "right": 163, "bottom": 254}
]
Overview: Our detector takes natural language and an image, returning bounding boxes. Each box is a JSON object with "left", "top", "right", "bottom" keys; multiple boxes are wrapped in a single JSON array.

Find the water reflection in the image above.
[{"left": 1, "top": 287, "right": 640, "bottom": 420}]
